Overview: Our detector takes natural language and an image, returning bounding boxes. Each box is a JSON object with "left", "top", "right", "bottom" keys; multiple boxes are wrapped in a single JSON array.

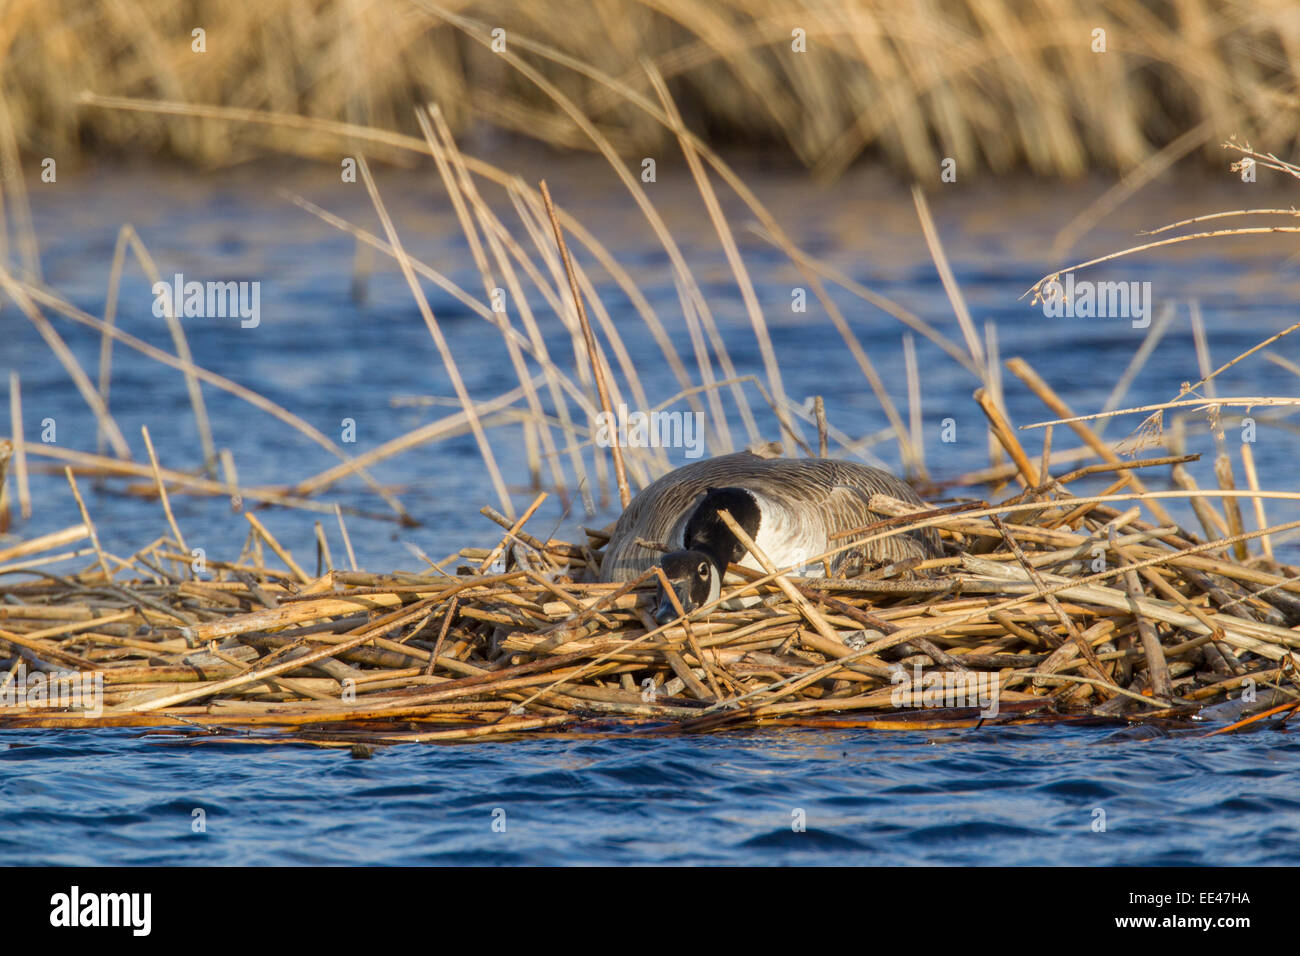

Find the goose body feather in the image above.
[{"left": 598, "top": 451, "right": 940, "bottom": 582}]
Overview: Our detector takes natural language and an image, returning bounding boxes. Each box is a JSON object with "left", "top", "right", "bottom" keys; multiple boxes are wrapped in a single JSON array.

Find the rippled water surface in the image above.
[
  {"left": 2, "top": 724, "right": 1298, "bottom": 865},
  {"left": 5, "top": 156, "right": 1300, "bottom": 864}
]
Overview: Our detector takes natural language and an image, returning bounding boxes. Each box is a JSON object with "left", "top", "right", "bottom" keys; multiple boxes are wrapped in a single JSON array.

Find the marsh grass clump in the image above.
[{"left": 7, "top": 0, "right": 1300, "bottom": 177}]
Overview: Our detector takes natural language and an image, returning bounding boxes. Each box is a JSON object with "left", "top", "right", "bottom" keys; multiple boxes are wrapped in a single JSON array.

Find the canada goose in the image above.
[{"left": 598, "top": 451, "right": 941, "bottom": 622}]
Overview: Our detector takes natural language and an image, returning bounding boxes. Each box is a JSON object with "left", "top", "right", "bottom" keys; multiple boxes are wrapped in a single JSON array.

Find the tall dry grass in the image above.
[{"left": 5, "top": 0, "right": 1300, "bottom": 177}]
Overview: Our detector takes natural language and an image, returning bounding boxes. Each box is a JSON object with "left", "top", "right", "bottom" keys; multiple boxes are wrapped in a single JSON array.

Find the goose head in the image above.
[
  {"left": 653, "top": 487, "right": 760, "bottom": 623},
  {"left": 653, "top": 549, "right": 721, "bottom": 623}
]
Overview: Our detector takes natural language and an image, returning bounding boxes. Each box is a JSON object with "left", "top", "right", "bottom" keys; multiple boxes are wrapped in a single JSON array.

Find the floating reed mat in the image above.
[{"left": 2, "top": 470, "right": 1300, "bottom": 748}]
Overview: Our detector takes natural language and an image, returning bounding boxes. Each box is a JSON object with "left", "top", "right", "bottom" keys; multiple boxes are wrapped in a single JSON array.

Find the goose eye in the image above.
[{"left": 697, "top": 562, "right": 709, "bottom": 578}]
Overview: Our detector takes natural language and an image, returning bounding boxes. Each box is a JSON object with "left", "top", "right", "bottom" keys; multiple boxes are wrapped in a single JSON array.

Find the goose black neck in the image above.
[{"left": 684, "top": 487, "right": 761, "bottom": 571}]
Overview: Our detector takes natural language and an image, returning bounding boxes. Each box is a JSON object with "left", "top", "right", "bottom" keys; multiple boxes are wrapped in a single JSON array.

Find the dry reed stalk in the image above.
[
  {"left": 1189, "top": 304, "right": 1250, "bottom": 563},
  {"left": 646, "top": 63, "right": 803, "bottom": 453},
  {"left": 1037, "top": 425, "right": 1053, "bottom": 488},
  {"left": 477, "top": 494, "right": 548, "bottom": 574},
  {"left": 911, "top": 186, "right": 986, "bottom": 375},
  {"left": 117, "top": 226, "right": 218, "bottom": 472},
  {"left": 7, "top": 372, "right": 30, "bottom": 520},
  {"left": 902, "top": 335, "right": 927, "bottom": 480},
  {"left": 283, "top": 149, "right": 694, "bottom": 479},
  {"left": 1097, "top": 302, "right": 1178, "bottom": 434},
  {"left": 539, "top": 180, "right": 631, "bottom": 509},
  {"left": 510, "top": 205, "right": 658, "bottom": 489},
  {"left": 0, "top": 271, "right": 132, "bottom": 459},
  {"left": 983, "top": 321, "right": 1006, "bottom": 478},
  {"left": 504, "top": 188, "right": 709, "bottom": 451},
  {"left": 417, "top": 105, "right": 574, "bottom": 499},
  {"left": 1239, "top": 442, "right": 1272, "bottom": 561},
  {"left": 498, "top": 190, "right": 637, "bottom": 494},
  {"left": 294, "top": 379, "right": 538, "bottom": 496},
  {"left": 0, "top": 96, "right": 38, "bottom": 280},
  {"left": 219, "top": 452, "right": 240, "bottom": 515},
  {"left": 813, "top": 396, "right": 830, "bottom": 460},
  {"left": 440, "top": 16, "right": 766, "bottom": 454},
  {"left": 1170, "top": 464, "right": 1229, "bottom": 545},
  {"left": 18, "top": 440, "right": 385, "bottom": 520},
  {"left": 0, "top": 525, "right": 89, "bottom": 567},
  {"left": 356, "top": 154, "right": 514, "bottom": 518},
  {"left": 974, "top": 387, "right": 1038, "bottom": 486},
  {"left": 73, "top": 84, "right": 946, "bottom": 493},
  {"left": 19, "top": 281, "right": 413, "bottom": 522},
  {"left": 94, "top": 226, "right": 131, "bottom": 462},
  {"left": 61, "top": 468, "right": 111, "bottom": 581},
  {"left": 0, "top": 440, "right": 9, "bottom": 534},
  {"left": 140, "top": 426, "right": 187, "bottom": 555},
  {"left": 715, "top": 508, "right": 888, "bottom": 674}
]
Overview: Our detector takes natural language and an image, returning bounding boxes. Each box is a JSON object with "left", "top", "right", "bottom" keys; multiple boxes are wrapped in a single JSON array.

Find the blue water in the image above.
[
  {"left": 5, "top": 156, "right": 1300, "bottom": 865},
  {"left": 1, "top": 724, "right": 1297, "bottom": 865}
]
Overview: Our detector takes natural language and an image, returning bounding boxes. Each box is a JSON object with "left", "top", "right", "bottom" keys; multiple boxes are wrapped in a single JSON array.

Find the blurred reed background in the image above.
[{"left": 4, "top": 0, "right": 1299, "bottom": 177}]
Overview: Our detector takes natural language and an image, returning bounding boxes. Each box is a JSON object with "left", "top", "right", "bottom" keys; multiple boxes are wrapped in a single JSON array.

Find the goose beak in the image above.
[{"left": 654, "top": 580, "right": 691, "bottom": 624}]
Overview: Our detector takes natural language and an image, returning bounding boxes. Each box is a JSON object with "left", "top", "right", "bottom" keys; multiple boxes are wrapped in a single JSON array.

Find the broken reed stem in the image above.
[
  {"left": 244, "top": 512, "right": 310, "bottom": 585},
  {"left": 538, "top": 179, "right": 631, "bottom": 509},
  {"left": 975, "top": 386, "right": 1038, "bottom": 486},
  {"left": 477, "top": 492, "right": 547, "bottom": 573}
]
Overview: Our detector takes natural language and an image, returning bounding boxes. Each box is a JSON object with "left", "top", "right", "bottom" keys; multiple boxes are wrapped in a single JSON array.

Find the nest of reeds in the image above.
[{"left": 3, "top": 439, "right": 1299, "bottom": 749}]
